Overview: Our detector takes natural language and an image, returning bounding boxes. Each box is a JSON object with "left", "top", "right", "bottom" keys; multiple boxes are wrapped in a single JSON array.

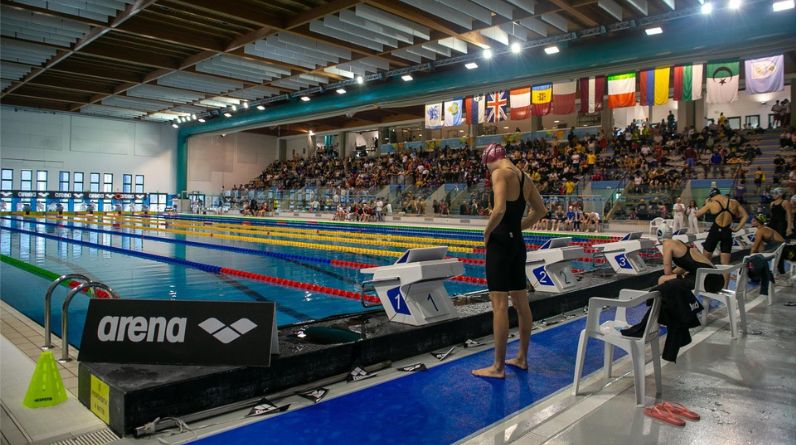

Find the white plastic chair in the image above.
[
  {"left": 573, "top": 289, "right": 662, "bottom": 406},
  {"left": 767, "top": 243, "right": 786, "bottom": 305},
  {"left": 695, "top": 262, "right": 747, "bottom": 337},
  {"left": 649, "top": 217, "right": 665, "bottom": 235}
]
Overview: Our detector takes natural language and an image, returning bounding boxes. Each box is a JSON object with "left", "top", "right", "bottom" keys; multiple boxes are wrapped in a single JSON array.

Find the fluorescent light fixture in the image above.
[
  {"left": 256, "top": 105, "right": 265, "bottom": 110},
  {"left": 510, "top": 42, "right": 522, "bottom": 53},
  {"left": 401, "top": 74, "right": 413, "bottom": 81},
  {"left": 191, "top": 114, "right": 197, "bottom": 120},
  {"left": 336, "top": 88, "right": 347, "bottom": 94},
  {"left": 198, "top": 118, "right": 206, "bottom": 123},
  {"left": 544, "top": 46, "right": 559, "bottom": 55},
  {"left": 465, "top": 62, "right": 478, "bottom": 70},
  {"left": 503, "top": 126, "right": 509, "bottom": 129},
  {"left": 171, "top": 123, "right": 179, "bottom": 128},
  {"left": 309, "top": 130, "right": 314, "bottom": 135},
  {"left": 300, "top": 96, "right": 311, "bottom": 102},
  {"left": 242, "top": 102, "right": 249, "bottom": 109},
  {"left": 231, "top": 105, "right": 237, "bottom": 111},
  {"left": 728, "top": 0, "right": 741, "bottom": 8},
  {"left": 773, "top": 0, "right": 794, "bottom": 10},
  {"left": 483, "top": 48, "right": 493, "bottom": 59},
  {"left": 645, "top": 26, "right": 663, "bottom": 35},
  {"left": 459, "top": 130, "right": 465, "bottom": 133},
  {"left": 701, "top": 2, "right": 713, "bottom": 13},
  {"left": 223, "top": 112, "right": 232, "bottom": 118},
  {"left": 356, "top": 75, "right": 364, "bottom": 84},
  {"left": 554, "top": 120, "right": 560, "bottom": 123}
]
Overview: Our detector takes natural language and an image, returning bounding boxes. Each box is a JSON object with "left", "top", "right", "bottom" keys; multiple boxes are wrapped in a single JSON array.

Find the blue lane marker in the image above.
[{"left": 191, "top": 306, "right": 647, "bottom": 445}]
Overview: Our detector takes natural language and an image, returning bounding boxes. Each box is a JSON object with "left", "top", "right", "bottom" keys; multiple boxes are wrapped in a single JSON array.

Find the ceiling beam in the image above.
[
  {"left": 80, "top": 42, "right": 181, "bottom": 69},
  {"left": 114, "top": 19, "right": 228, "bottom": 52},
  {"left": 27, "top": 77, "right": 114, "bottom": 95},
  {"left": 547, "top": 0, "right": 599, "bottom": 27},
  {"left": 285, "top": 0, "right": 361, "bottom": 29},
  {"left": 48, "top": 63, "right": 143, "bottom": 83},
  {"left": 1, "top": 95, "right": 76, "bottom": 111},
  {"left": 161, "top": 0, "right": 283, "bottom": 28}
]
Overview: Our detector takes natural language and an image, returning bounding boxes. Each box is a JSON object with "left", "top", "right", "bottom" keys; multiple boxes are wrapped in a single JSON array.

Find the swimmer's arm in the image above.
[
  {"left": 484, "top": 170, "right": 507, "bottom": 242},
  {"left": 695, "top": 203, "right": 711, "bottom": 218},
  {"left": 783, "top": 200, "right": 793, "bottom": 235},
  {"left": 521, "top": 177, "right": 547, "bottom": 231},
  {"left": 733, "top": 204, "right": 749, "bottom": 232},
  {"left": 750, "top": 230, "right": 763, "bottom": 254}
]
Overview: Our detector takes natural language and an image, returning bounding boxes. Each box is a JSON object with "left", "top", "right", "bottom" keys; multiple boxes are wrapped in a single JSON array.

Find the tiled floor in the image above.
[{"left": 0, "top": 301, "right": 79, "bottom": 395}]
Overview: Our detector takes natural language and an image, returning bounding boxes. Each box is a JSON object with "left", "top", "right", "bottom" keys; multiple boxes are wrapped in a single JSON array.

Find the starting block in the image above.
[
  {"left": 732, "top": 228, "right": 755, "bottom": 250},
  {"left": 657, "top": 231, "right": 697, "bottom": 254},
  {"left": 525, "top": 237, "right": 583, "bottom": 293},
  {"left": 360, "top": 247, "right": 463, "bottom": 326},
  {"left": 595, "top": 232, "right": 655, "bottom": 275}
]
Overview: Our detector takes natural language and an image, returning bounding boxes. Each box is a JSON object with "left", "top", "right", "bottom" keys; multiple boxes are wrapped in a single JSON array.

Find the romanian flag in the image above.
[
  {"left": 510, "top": 87, "right": 532, "bottom": 120},
  {"left": 530, "top": 83, "right": 552, "bottom": 116},
  {"left": 672, "top": 64, "right": 703, "bottom": 102},
  {"left": 552, "top": 81, "right": 576, "bottom": 115},
  {"left": 638, "top": 67, "right": 670, "bottom": 105},
  {"left": 607, "top": 72, "right": 636, "bottom": 109}
]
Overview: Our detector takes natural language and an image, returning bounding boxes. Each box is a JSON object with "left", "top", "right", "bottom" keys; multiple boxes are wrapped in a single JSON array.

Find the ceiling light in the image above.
[
  {"left": 459, "top": 130, "right": 465, "bottom": 133},
  {"left": 171, "top": 123, "right": 179, "bottom": 129},
  {"left": 356, "top": 76, "right": 364, "bottom": 84},
  {"left": 483, "top": 48, "right": 493, "bottom": 59},
  {"left": 503, "top": 126, "right": 509, "bottom": 129},
  {"left": 198, "top": 118, "right": 206, "bottom": 123},
  {"left": 728, "top": 0, "right": 741, "bottom": 8},
  {"left": 554, "top": 120, "right": 560, "bottom": 123},
  {"left": 510, "top": 42, "right": 522, "bottom": 53},
  {"left": 191, "top": 114, "right": 197, "bottom": 120},
  {"left": 231, "top": 105, "right": 237, "bottom": 111},
  {"left": 645, "top": 26, "right": 663, "bottom": 35},
  {"left": 701, "top": 2, "right": 713, "bottom": 13},
  {"left": 336, "top": 88, "right": 347, "bottom": 94},
  {"left": 773, "top": 0, "right": 794, "bottom": 10},
  {"left": 465, "top": 62, "right": 478, "bottom": 70},
  {"left": 544, "top": 46, "right": 559, "bottom": 55},
  {"left": 256, "top": 105, "right": 265, "bottom": 111},
  {"left": 300, "top": 96, "right": 311, "bottom": 102},
  {"left": 309, "top": 130, "right": 314, "bottom": 135},
  {"left": 401, "top": 74, "right": 413, "bottom": 81},
  {"left": 223, "top": 112, "right": 232, "bottom": 118},
  {"left": 242, "top": 102, "right": 249, "bottom": 109}
]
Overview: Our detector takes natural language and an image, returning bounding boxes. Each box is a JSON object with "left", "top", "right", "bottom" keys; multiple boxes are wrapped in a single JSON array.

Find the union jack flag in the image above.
[{"left": 485, "top": 90, "right": 508, "bottom": 123}]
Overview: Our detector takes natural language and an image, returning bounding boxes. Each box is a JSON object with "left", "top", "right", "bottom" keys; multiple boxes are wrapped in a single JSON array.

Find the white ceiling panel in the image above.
[
  {"left": 1, "top": 62, "right": 33, "bottom": 80},
  {"left": 0, "top": 38, "right": 58, "bottom": 66},
  {"left": 80, "top": 104, "right": 146, "bottom": 119},
  {"left": 101, "top": 95, "right": 170, "bottom": 112},
  {"left": 157, "top": 71, "right": 243, "bottom": 94},
  {"left": 309, "top": 20, "right": 384, "bottom": 52},
  {"left": 127, "top": 84, "right": 205, "bottom": 104},
  {"left": 354, "top": 4, "right": 430, "bottom": 40},
  {"left": 227, "top": 86, "right": 281, "bottom": 101},
  {"left": 399, "top": 0, "right": 474, "bottom": 29}
]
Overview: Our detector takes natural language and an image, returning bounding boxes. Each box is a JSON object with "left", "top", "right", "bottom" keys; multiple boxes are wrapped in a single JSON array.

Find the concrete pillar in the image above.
[
  {"left": 531, "top": 116, "right": 543, "bottom": 132},
  {"left": 278, "top": 139, "right": 287, "bottom": 162},
  {"left": 677, "top": 100, "right": 692, "bottom": 131},
  {"left": 338, "top": 132, "right": 346, "bottom": 158},
  {"left": 600, "top": 97, "right": 613, "bottom": 134},
  {"left": 693, "top": 99, "right": 707, "bottom": 130}
]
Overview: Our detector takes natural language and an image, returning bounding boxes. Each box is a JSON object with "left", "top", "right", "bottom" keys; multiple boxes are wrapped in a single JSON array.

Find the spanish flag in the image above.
[{"left": 530, "top": 83, "right": 552, "bottom": 116}]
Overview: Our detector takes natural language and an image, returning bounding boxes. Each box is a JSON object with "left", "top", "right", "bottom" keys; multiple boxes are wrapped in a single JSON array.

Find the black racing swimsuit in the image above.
[
  {"left": 769, "top": 200, "right": 788, "bottom": 238},
  {"left": 703, "top": 198, "right": 735, "bottom": 254},
  {"left": 673, "top": 248, "right": 725, "bottom": 293},
  {"left": 486, "top": 170, "right": 527, "bottom": 292}
]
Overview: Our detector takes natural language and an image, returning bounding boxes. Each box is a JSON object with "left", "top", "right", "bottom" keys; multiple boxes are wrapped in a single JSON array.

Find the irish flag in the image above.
[
  {"left": 672, "top": 64, "right": 703, "bottom": 102},
  {"left": 510, "top": 87, "right": 532, "bottom": 120},
  {"left": 552, "top": 81, "right": 576, "bottom": 115},
  {"left": 706, "top": 61, "right": 740, "bottom": 104},
  {"left": 607, "top": 73, "right": 636, "bottom": 108},
  {"left": 530, "top": 84, "right": 552, "bottom": 116},
  {"left": 638, "top": 67, "right": 670, "bottom": 106}
]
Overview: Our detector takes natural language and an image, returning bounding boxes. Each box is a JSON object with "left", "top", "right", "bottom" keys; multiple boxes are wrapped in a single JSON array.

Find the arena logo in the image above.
[
  {"left": 198, "top": 317, "right": 257, "bottom": 344},
  {"left": 97, "top": 316, "right": 187, "bottom": 343}
]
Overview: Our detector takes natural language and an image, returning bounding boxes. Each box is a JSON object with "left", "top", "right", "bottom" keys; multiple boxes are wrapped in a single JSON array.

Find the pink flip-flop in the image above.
[
  {"left": 643, "top": 405, "right": 686, "bottom": 427},
  {"left": 659, "top": 401, "right": 701, "bottom": 421}
]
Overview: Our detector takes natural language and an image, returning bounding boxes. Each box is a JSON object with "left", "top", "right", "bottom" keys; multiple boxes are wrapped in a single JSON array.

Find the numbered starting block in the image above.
[
  {"left": 595, "top": 232, "right": 655, "bottom": 275},
  {"left": 360, "top": 247, "right": 464, "bottom": 326},
  {"left": 525, "top": 237, "right": 583, "bottom": 293}
]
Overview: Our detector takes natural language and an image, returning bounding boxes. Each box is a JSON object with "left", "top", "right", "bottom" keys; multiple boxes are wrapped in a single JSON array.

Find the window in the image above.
[
  {"left": 135, "top": 175, "right": 144, "bottom": 193},
  {"left": 90, "top": 173, "right": 100, "bottom": 192},
  {"left": 59, "top": 171, "right": 70, "bottom": 191},
  {"left": 122, "top": 174, "right": 132, "bottom": 193},
  {"left": 1, "top": 169, "right": 12, "bottom": 190},
  {"left": 103, "top": 173, "right": 113, "bottom": 193},
  {"left": 745, "top": 115, "right": 761, "bottom": 129},
  {"left": 37, "top": 170, "right": 48, "bottom": 191},
  {"left": 74, "top": 172, "right": 84, "bottom": 192},
  {"left": 768, "top": 113, "right": 780, "bottom": 128},
  {"left": 20, "top": 170, "right": 32, "bottom": 191},
  {"left": 727, "top": 116, "right": 741, "bottom": 130},
  {"left": 149, "top": 193, "right": 167, "bottom": 212}
]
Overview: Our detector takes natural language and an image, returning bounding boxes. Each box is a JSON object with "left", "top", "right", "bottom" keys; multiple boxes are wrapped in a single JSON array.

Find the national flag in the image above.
[
  {"left": 530, "top": 84, "right": 552, "bottom": 116},
  {"left": 485, "top": 90, "right": 509, "bottom": 123},
  {"left": 638, "top": 67, "right": 670, "bottom": 106},
  {"left": 706, "top": 61, "right": 740, "bottom": 103},
  {"left": 672, "top": 64, "right": 703, "bottom": 102},
  {"left": 424, "top": 102, "right": 443, "bottom": 129},
  {"left": 510, "top": 87, "right": 532, "bottom": 120},
  {"left": 443, "top": 99, "right": 463, "bottom": 127},
  {"left": 463, "top": 95, "right": 486, "bottom": 125},
  {"left": 745, "top": 55, "right": 784, "bottom": 94},
  {"left": 579, "top": 76, "right": 605, "bottom": 113},
  {"left": 552, "top": 80, "right": 576, "bottom": 115},
  {"left": 607, "top": 72, "right": 636, "bottom": 109}
]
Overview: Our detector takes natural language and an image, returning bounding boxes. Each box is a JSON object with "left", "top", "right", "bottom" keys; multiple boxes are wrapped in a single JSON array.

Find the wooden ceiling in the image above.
[{"left": 0, "top": 0, "right": 758, "bottom": 124}]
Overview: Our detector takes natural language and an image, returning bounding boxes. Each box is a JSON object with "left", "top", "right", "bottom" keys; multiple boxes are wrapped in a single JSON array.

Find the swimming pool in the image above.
[{"left": 0, "top": 214, "right": 618, "bottom": 348}]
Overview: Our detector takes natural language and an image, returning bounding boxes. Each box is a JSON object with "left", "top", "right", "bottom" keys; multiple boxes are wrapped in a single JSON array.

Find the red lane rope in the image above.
[{"left": 219, "top": 267, "right": 380, "bottom": 303}]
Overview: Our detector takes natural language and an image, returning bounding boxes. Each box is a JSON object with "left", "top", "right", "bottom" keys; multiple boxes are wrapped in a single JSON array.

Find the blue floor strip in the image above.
[{"left": 191, "top": 306, "right": 649, "bottom": 445}]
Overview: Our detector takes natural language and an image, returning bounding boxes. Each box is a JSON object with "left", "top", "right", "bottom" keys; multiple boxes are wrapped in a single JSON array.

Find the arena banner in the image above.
[{"left": 78, "top": 299, "right": 278, "bottom": 367}]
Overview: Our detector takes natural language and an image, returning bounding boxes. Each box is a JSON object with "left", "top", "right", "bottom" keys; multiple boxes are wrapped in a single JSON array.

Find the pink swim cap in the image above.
[{"left": 481, "top": 143, "right": 506, "bottom": 165}]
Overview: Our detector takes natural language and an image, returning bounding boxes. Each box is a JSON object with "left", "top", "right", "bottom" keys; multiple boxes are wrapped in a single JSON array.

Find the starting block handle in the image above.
[
  {"left": 360, "top": 278, "right": 400, "bottom": 308},
  {"left": 526, "top": 259, "right": 546, "bottom": 265}
]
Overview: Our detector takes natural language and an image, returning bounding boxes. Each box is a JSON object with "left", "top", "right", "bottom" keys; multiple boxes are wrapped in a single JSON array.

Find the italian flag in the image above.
[
  {"left": 706, "top": 61, "right": 740, "bottom": 104},
  {"left": 672, "top": 64, "right": 703, "bottom": 102},
  {"left": 607, "top": 72, "right": 636, "bottom": 108}
]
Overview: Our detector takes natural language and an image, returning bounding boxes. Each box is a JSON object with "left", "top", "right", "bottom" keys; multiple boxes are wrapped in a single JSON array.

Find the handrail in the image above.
[
  {"left": 59, "top": 281, "right": 118, "bottom": 363},
  {"left": 43, "top": 274, "right": 91, "bottom": 350}
]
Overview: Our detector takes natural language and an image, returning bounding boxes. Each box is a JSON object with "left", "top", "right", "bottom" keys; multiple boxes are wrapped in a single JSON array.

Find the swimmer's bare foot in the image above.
[
  {"left": 505, "top": 357, "right": 528, "bottom": 370},
  {"left": 472, "top": 366, "right": 505, "bottom": 379}
]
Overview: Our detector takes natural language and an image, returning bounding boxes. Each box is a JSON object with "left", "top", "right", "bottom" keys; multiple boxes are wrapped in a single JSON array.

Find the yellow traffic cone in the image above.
[{"left": 23, "top": 351, "right": 67, "bottom": 408}]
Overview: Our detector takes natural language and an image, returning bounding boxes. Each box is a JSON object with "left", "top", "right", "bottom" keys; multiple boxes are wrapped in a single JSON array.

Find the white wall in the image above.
[
  {"left": 0, "top": 107, "right": 177, "bottom": 192},
  {"left": 705, "top": 88, "right": 791, "bottom": 128},
  {"left": 187, "top": 132, "right": 277, "bottom": 194}
]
